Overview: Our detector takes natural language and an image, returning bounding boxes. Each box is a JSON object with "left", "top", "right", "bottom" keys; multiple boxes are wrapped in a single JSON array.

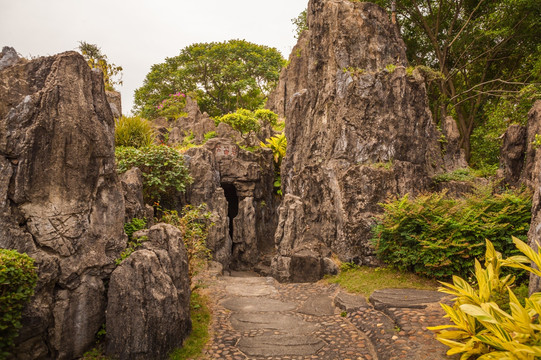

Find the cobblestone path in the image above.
[{"left": 201, "top": 272, "right": 454, "bottom": 360}]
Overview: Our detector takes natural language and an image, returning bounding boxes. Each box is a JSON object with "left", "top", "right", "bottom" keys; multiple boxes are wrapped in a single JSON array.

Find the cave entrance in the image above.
[{"left": 221, "top": 183, "right": 238, "bottom": 239}]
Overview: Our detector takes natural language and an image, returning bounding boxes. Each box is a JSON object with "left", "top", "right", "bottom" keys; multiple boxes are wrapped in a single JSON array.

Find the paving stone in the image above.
[
  {"left": 298, "top": 295, "right": 335, "bottom": 316},
  {"left": 369, "top": 288, "right": 447, "bottom": 310},
  {"left": 334, "top": 291, "right": 370, "bottom": 312},
  {"left": 230, "top": 313, "right": 318, "bottom": 333},
  {"left": 237, "top": 335, "right": 326, "bottom": 356},
  {"left": 220, "top": 297, "right": 297, "bottom": 312}
]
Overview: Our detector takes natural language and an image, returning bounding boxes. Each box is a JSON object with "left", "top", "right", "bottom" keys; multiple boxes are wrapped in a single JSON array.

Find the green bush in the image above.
[
  {"left": 114, "top": 116, "right": 155, "bottom": 148},
  {"left": 0, "top": 249, "right": 38, "bottom": 357},
  {"left": 216, "top": 108, "right": 279, "bottom": 138},
  {"left": 203, "top": 131, "right": 217, "bottom": 141},
  {"left": 124, "top": 218, "right": 147, "bottom": 241},
  {"left": 371, "top": 187, "right": 532, "bottom": 279},
  {"left": 115, "top": 145, "right": 192, "bottom": 205}
]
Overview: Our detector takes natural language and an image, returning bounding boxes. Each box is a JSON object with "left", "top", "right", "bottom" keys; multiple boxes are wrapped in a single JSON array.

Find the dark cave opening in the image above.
[{"left": 221, "top": 183, "right": 239, "bottom": 239}]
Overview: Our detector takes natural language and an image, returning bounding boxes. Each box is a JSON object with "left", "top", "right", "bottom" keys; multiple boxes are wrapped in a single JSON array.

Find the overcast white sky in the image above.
[{"left": 0, "top": 0, "right": 307, "bottom": 114}]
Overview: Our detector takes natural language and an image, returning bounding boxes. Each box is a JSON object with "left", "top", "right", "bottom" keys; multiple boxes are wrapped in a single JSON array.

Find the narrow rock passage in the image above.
[{"left": 202, "top": 272, "right": 452, "bottom": 360}]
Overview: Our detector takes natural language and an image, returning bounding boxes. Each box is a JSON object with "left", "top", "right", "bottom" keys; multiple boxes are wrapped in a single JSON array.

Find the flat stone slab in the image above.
[
  {"left": 230, "top": 313, "right": 318, "bottom": 333},
  {"left": 237, "top": 335, "right": 326, "bottom": 356},
  {"left": 370, "top": 288, "right": 446, "bottom": 310},
  {"left": 225, "top": 283, "right": 277, "bottom": 296},
  {"left": 220, "top": 297, "right": 297, "bottom": 312},
  {"left": 334, "top": 291, "right": 369, "bottom": 312},
  {"left": 298, "top": 295, "right": 335, "bottom": 316}
]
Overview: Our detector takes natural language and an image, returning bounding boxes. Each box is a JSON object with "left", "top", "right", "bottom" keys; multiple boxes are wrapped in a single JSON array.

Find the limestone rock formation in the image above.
[
  {"left": 0, "top": 51, "right": 126, "bottom": 358},
  {"left": 105, "top": 90, "right": 122, "bottom": 118},
  {"left": 523, "top": 101, "right": 541, "bottom": 293},
  {"left": 185, "top": 138, "right": 278, "bottom": 271},
  {"left": 267, "top": 0, "right": 444, "bottom": 280},
  {"left": 120, "top": 167, "right": 154, "bottom": 225},
  {"left": 153, "top": 96, "right": 217, "bottom": 145},
  {"left": 0, "top": 46, "right": 20, "bottom": 70},
  {"left": 106, "top": 224, "right": 191, "bottom": 360},
  {"left": 500, "top": 124, "right": 527, "bottom": 187},
  {"left": 441, "top": 116, "right": 468, "bottom": 171}
]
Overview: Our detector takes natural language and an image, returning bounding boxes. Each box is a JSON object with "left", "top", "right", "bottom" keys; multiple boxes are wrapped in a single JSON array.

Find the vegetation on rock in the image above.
[
  {"left": 291, "top": 9, "right": 308, "bottom": 39},
  {"left": 114, "top": 115, "right": 155, "bottom": 148},
  {"left": 216, "top": 108, "right": 278, "bottom": 138},
  {"left": 156, "top": 92, "right": 188, "bottom": 121},
  {"left": 115, "top": 145, "right": 192, "bottom": 205},
  {"left": 0, "top": 249, "right": 38, "bottom": 357},
  {"left": 133, "top": 40, "right": 285, "bottom": 118},
  {"left": 78, "top": 41, "right": 123, "bottom": 91},
  {"left": 260, "top": 133, "right": 287, "bottom": 195},
  {"left": 429, "top": 238, "right": 541, "bottom": 359},
  {"left": 372, "top": 186, "right": 532, "bottom": 279}
]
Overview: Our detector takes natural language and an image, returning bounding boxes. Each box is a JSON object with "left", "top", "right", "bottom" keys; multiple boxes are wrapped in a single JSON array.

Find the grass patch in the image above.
[
  {"left": 169, "top": 289, "right": 211, "bottom": 360},
  {"left": 324, "top": 265, "right": 438, "bottom": 298}
]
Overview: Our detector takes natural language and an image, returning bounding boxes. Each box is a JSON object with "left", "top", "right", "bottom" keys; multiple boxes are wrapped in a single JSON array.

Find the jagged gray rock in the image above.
[
  {"left": 0, "top": 50, "right": 126, "bottom": 359},
  {"left": 524, "top": 101, "right": 541, "bottom": 294},
  {"left": 267, "top": 0, "right": 444, "bottom": 280},
  {"left": 442, "top": 116, "right": 468, "bottom": 171},
  {"left": 105, "top": 90, "right": 122, "bottom": 118},
  {"left": 185, "top": 138, "right": 278, "bottom": 271},
  {"left": 106, "top": 224, "right": 191, "bottom": 360},
  {"left": 500, "top": 124, "right": 527, "bottom": 187},
  {"left": 119, "top": 167, "right": 154, "bottom": 224},
  {"left": 0, "top": 46, "right": 19, "bottom": 70}
]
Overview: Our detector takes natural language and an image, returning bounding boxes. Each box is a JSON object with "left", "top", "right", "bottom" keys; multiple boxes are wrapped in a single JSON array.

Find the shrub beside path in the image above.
[{"left": 200, "top": 270, "right": 455, "bottom": 360}]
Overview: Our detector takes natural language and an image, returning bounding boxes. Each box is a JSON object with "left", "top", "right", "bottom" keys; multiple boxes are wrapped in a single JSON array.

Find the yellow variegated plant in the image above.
[{"left": 428, "top": 238, "right": 541, "bottom": 359}]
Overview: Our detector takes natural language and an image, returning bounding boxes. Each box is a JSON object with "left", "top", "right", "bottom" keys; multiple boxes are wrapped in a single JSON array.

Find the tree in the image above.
[
  {"left": 133, "top": 40, "right": 286, "bottom": 118},
  {"left": 371, "top": 0, "right": 541, "bottom": 161},
  {"left": 78, "top": 41, "right": 123, "bottom": 91}
]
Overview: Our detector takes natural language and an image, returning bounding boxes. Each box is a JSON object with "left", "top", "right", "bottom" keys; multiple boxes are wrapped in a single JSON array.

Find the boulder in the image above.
[
  {"left": 106, "top": 224, "right": 191, "bottom": 360},
  {"left": 266, "top": 0, "right": 444, "bottom": 278},
  {"left": 0, "top": 51, "right": 126, "bottom": 359}
]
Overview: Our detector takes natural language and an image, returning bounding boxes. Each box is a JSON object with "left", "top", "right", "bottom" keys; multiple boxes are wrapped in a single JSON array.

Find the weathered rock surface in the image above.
[
  {"left": 119, "top": 167, "right": 154, "bottom": 224},
  {"left": 500, "top": 124, "right": 527, "bottom": 187},
  {"left": 105, "top": 90, "right": 122, "bottom": 118},
  {"left": 106, "top": 223, "right": 191, "bottom": 360},
  {"left": 185, "top": 138, "right": 278, "bottom": 271},
  {"left": 267, "top": 0, "right": 444, "bottom": 280},
  {"left": 0, "top": 51, "right": 126, "bottom": 359},
  {"left": 0, "top": 46, "right": 20, "bottom": 70},
  {"left": 442, "top": 116, "right": 468, "bottom": 171},
  {"left": 524, "top": 101, "right": 541, "bottom": 293}
]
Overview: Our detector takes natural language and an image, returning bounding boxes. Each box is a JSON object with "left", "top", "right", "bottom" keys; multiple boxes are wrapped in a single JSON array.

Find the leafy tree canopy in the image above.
[
  {"left": 134, "top": 40, "right": 286, "bottom": 118},
  {"left": 370, "top": 0, "right": 541, "bottom": 162},
  {"left": 78, "top": 41, "right": 123, "bottom": 91}
]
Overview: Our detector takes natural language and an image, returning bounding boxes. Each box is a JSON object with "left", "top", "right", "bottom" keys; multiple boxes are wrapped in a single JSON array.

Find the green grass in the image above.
[
  {"left": 169, "top": 290, "right": 211, "bottom": 360},
  {"left": 325, "top": 265, "right": 439, "bottom": 298}
]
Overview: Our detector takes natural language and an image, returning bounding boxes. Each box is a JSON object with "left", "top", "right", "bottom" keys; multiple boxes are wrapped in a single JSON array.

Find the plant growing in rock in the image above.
[
  {"left": 292, "top": 9, "right": 308, "bottom": 39},
  {"left": 372, "top": 186, "right": 532, "bottom": 279},
  {"left": 115, "top": 236, "right": 148, "bottom": 266},
  {"left": 260, "top": 133, "right": 287, "bottom": 195},
  {"left": 124, "top": 217, "right": 147, "bottom": 241},
  {"left": 78, "top": 41, "right": 122, "bottom": 91},
  {"left": 217, "top": 109, "right": 260, "bottom": 137},
  {"left": 159, "top": 204, "right": 213, "bottom": 278},
  {"left": 0, "top": 249, "right": 38, "bottom": 357},
  {"left": 156, "top": 92, "right": 187, "bottom": 120},
  {"left": 115, "top": 145, "right": 192, "bottom": 205},
  {"left": 429, "top": 238, "right": 541, "bottom": 359},
  {"left": 114, "top": 116, "right": 155, "bottom": 148}
]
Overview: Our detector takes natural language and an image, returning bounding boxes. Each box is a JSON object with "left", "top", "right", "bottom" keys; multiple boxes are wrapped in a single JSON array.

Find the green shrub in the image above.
[
  {"left": 115, "top": 236, "right": 148, "bottom": 266},
  {"left": 429, "top": 238, "right": 541, "bottom": 359},
  {"left": 124, "top": 218, "right": 147, "bottom": 241},
  {"left": 0, "top": 249, "right": 38, "bottom": 357},
  {"left": 156, "top": 92, "right": 187, "bottom": 120},
  {"left": 371, "top": 187, "right": 532, "bottom": 279},
  {"left": 159, "top": 204, "right": 213, "bottom": 278},
  {"left": 115, "top": 145, "right": 193, "bottom": 205},
  {"left": 203, "top": 131, "right": 217, "bottom": 141},
  {"left": 216, "top": 108, "right": 279, "bottom": 138},
  {"left": 114, "top": 116, "right": 155, "bottom": 148}
]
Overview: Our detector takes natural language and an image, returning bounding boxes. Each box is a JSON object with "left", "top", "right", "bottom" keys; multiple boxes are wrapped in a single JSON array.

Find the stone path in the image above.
[{"left": 201, "top": 272, "right": 454, "bottom": 360}]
